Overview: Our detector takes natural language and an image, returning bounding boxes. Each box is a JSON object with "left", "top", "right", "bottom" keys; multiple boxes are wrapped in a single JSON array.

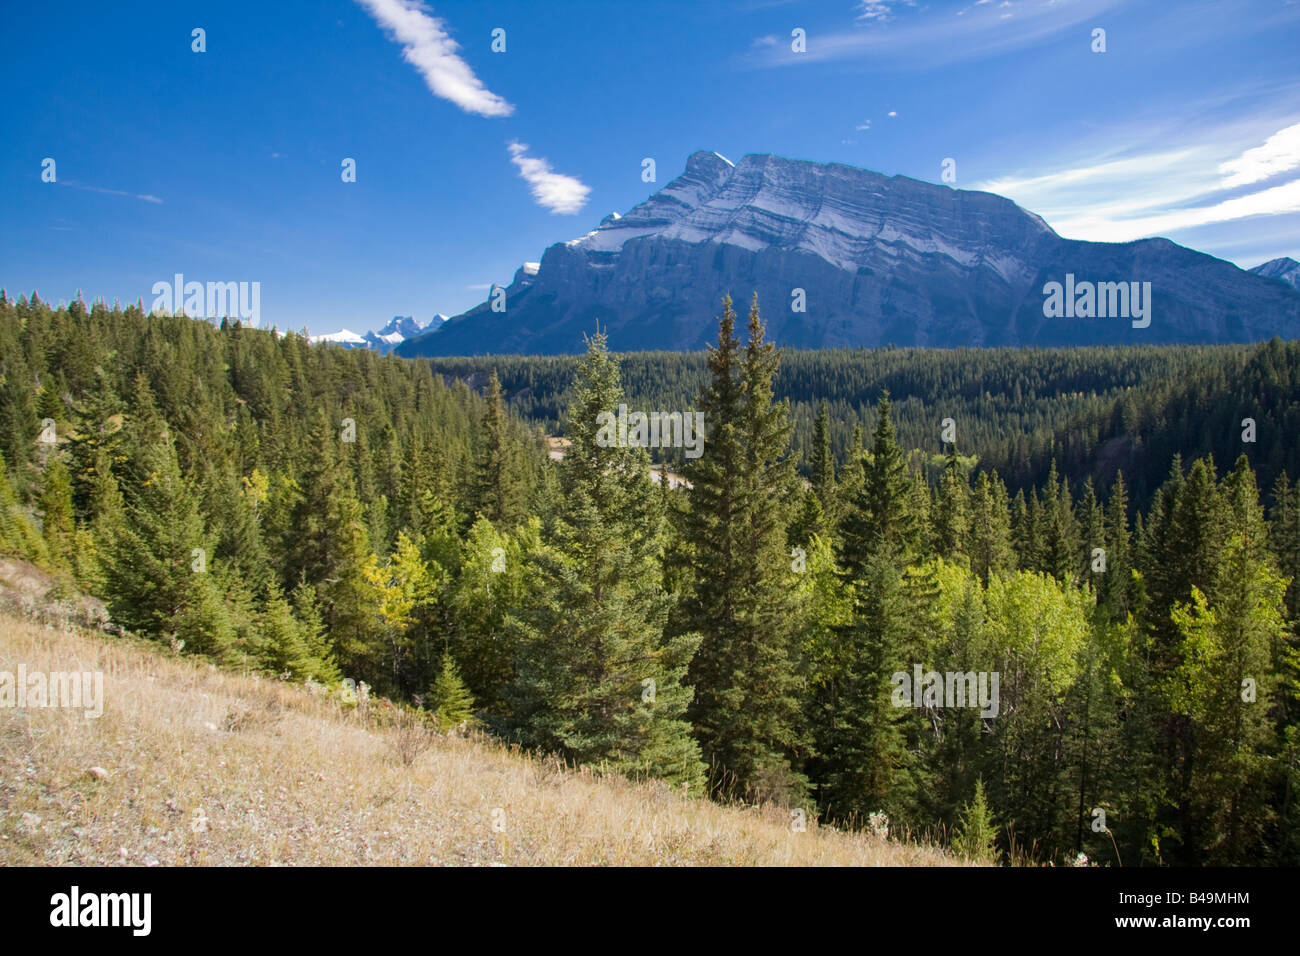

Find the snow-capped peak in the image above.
[
  {"left": 311, "top": 312, "right": 450, "bottom": 353},
  {"left": 311, "top": 328, "right": 366, "bottom": 345}
]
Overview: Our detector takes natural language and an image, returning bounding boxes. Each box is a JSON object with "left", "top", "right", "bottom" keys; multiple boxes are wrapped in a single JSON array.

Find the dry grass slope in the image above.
[{"left": 1, "top": 612, "right": 962, "bottom": 866}]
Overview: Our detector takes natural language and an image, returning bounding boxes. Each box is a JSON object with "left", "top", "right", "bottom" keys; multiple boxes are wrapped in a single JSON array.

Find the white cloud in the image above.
[
  {"left": 507, "top": 142, "right": 591, "bottom": 214},
  {"left": 1218, "top": 122, "right": 1300, "bottom": 188},
  {"left": 977, "top": 150, "right": 1199, "bottom": 196},
  {"left": 748, "top": 0, "right": 1123, "bottom": 69},
  {"left": 58, "top": 181, "right": 163, "bottom": 204},
  {"left": 974, "top": 124, "right": 1300, "bottom": 244},
  {"left": 1053, "top": 178, "right": 1300, "bottom": 242},
  {"left": 887, "top": 110, "right": 898, "bottom": 117},
  {"left": 355, "top": 0, "right": 513, "bottom": 118},
  {"left": 856, "top": 120, "right": 871, "bottom": 130},
  {"left": 856, "top": 1, "right": 914, "bottom": 22}
]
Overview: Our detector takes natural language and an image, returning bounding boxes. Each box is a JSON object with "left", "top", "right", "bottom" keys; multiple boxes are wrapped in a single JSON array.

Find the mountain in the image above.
[
  {"left": 313, "top": 314, "right": 447, "bottom": 353},
  {"left": 1250, "top": 257, "right": 1300, "bottom": 291},
  {"left": 398, "top": 152, "right": 1300, "bottom": 357}
]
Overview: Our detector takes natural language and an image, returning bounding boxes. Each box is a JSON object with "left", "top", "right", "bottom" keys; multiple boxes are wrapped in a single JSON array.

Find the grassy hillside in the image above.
[{"left": 0, "top": 601, "right": 958, "bottom": 867}]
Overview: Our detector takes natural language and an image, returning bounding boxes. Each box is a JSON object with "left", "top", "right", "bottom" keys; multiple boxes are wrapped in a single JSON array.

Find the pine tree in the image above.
[
  {"left": 816, "top": 549, "right": 913, "bottom": 823},
  {"left": 104, "top": 432, "right": 234, "bottom": 658},
  {"left": 953, "top": 778, "right": 999, "bottom": 863},
  {"left": 446, "top": 517, "right": 525, "bottom": 716},
  {"left": 1079, "top": 478, "right": 1104, "bottom": 585},
  {"left": 1098, "top": 472, "right": 1134, "bottom": 623},
  {"left": 472, "top": 369, "right": 525, "bottom": 528},
  {"left": 679, "top": 296, "right": 808, "bottom": 802},
  {"left": 837, "top": 423, "right": 865, "bottom": 521},
  {"left": 428, "top": 655, "right": 476, "bottom": 731},
  {"left": 967, "top": 470, "right": 1014, "bottom": 583},
  {"left": 932, "top": 446, "right": 970, "bottom": 564},
  {"left": 0, "top": 347, "right": 38, "bottom": 475},
  {"left": 0, "top": 456, "right": 47, "bottom": 562},
  {"left": 841, "top": 392, "right": 916, "bottom": 570},
  {"left": 510, "top": 331, "right": 704, "bottom": 790},
  {"left": 255, "top": 582, "right": 338, "bottom": 682},
  {"left": 1269, "top": 472, "right": 1300, "bottom": 623},
  {"left": 809, "top": 400, "right": 836, "bottom": 518},
  {"left": 38, "top": 456, "right": 75, "bottom": 569},
  {"left": 1038, "top": 461, "right": 1081, "bottom": 584}
]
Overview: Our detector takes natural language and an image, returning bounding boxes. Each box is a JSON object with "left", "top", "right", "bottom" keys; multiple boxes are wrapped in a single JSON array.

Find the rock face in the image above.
[
  {"left": 1251, "top": 257, "right": 1300, "bottom": 291},
  {"left": 400, "top": 152, "right": 1300, "bottom": 356}
]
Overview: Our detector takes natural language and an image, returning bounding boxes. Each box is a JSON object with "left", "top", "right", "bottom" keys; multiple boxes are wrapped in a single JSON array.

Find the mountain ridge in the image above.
[
  {"left": 314, "top": 314, "right": 447, "bottom": 353},
  {"left": 399, "top": 152, "right": 1300, "bottom": 356}
]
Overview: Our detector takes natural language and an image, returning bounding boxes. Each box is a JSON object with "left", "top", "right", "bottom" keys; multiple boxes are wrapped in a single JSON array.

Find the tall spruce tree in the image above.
[
  {"left": 103, "top": 431, "right": 234, "bottom": 658},
  {"left": 967, "top": 470, "right": 1014, "bottom": 583},
  {"left": 509, "top": 331, "right": 704, "bottom": 790},
  {"left": 933, "top": 446, "right": 970, "bottom": 564},
  {"left": 471, "top": 369, "right": 525, "bottom": 529},
  {"left": 679, "top": 296, "right": 808, "bottom": 803}
]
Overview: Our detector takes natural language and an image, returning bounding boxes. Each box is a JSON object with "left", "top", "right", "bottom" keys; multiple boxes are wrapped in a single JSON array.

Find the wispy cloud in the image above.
[
  {"left": 58, "top": 181, "right": 163, "bottom": 204},
  {"left": 745, "top": 0, "right": 1123, "bottom": 70},
  {"left": 855, "top": 1, "right": 915, "bottom": 23},
  {"left": 974, "top": 122, "right": 1300, "bottom": 243},
  {"left": 355, "top": 0, "right": 513, "bottom": 117},
  {"left": 507, "top": 142, "right": 591, "bottom": 214},
  {"left": 1218, "top": 122, "right": 1300, "bottom": 188}
]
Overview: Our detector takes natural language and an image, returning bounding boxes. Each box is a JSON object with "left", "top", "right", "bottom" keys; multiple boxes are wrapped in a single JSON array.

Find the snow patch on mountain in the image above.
[
  {"left": 560, "top": 151, "right": 1054, "bottom": 277},
  {"left": 312, "top": 314, "right": 444, "bottom": 353}
]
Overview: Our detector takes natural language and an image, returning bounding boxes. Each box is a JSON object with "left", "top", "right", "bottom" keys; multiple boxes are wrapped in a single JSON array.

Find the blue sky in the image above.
[{"left": 3, "top": 0, "right": 1298, "bottom": 335}]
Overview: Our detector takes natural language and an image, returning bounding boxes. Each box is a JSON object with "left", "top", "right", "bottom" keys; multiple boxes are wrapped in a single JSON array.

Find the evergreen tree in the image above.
[
  {"left": 933, "top": 446, "right": 971, "bottom": 564},
  {"left": 841, "top": 392, "right": 916, "bottom": 569},
  {"left": 103, "top": 432, "right": 234, "bottom": 658},
  {"left": 816, "top": 548, "right": 914, "bottom": 823},
  {"left": 953, "top": 778, "right": 999, "bottom": 863},
  {"left": 255, "top": 582, "right": 339, "bottom": 682},
  {"left": 510, "top": 332, "right": 704, "bottom": 790},
  {"left": 967, "top": 470, "right": 1014, "bottom": 583},
  {"left": 471, "top": 369, "right": 525, "bottom": 528},
  {"left": 428, "top": 655, "right": 476, "bottom": 731},
  {"left": 1098, "top": 471, "right": 1134, "bottom": 623},
  {"left": 809, "top": 399, "right": 836, "bottom": 519},
  {"left": 680, "top": 296, "right": 808, "bottom": 802},
  {"left": 38, "top": 456, "right": 75, "bottom": 570}
]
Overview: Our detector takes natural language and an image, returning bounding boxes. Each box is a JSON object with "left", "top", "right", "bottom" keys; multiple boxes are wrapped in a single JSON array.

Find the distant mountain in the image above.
[
  {"left": 313, "top": 314, "right": 447, "bottom": 353},
  {"left": 1250, "top": 257, "right": 1300, "bottom": 291},
  {"left": 398, "top": 151, "right": 1300, "bottom": 357}
]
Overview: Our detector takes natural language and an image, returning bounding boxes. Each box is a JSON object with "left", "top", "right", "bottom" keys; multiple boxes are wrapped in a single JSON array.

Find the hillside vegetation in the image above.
[
  {"left": 2, "top": 292, "right": 1298, "bottom": 866},
  {"left": 0, "top": 603, "right": 954, "bottom": 867}
]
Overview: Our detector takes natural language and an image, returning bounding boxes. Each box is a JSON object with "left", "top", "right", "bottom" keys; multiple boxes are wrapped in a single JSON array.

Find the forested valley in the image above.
[{"left": 2, "top": 290, "right": 1298, "bottom": 866}]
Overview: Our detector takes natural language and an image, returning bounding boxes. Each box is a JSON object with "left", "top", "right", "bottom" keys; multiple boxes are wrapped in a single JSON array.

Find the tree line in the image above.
[{"left": 1, "top": 289, "right": 1297, "bottom": 865}]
